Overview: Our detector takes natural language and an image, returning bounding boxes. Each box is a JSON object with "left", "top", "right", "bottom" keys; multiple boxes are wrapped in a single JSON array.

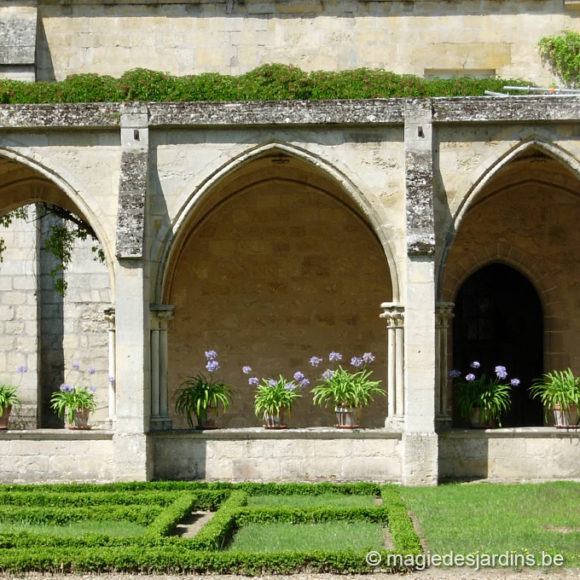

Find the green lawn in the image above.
[
  {"left": 226, "top": 520, "right": 385, "bottom": 552},
  {"left": 247, "top": 493, "right": 377, "bottom": 508},
  {"left": 401, "top": 481, "right": 580, "bottom": 566}
]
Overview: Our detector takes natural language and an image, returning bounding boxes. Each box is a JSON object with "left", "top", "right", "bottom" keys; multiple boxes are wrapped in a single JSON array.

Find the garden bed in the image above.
[{"left": 0, "top": 482, "right": 420, "bottom": 574}]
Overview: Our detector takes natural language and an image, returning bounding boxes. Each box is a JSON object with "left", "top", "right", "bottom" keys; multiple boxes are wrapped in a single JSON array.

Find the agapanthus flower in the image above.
[
  {"left": 108, "top": 376, "right": 116, "bottom": 384},
  {"left": 17, "top": 365, "right": 27, "bottom": 373},
  {"left": 310, "top": 356, "right": 323, "bottom": 367},
  {"left": 495, "top": 365, "right": 508, "bottom": 380},
  {"left": 322, "top": 369, "right": 335, "bottom": 381},
  {"left": 268, "top": 378, "right": 277, "bottom": 387},
  {"left": 206, "top": 359, "right": 220, "bottom": 373},
  {"left": 510, "top": 378, "right": 521, "bottom": 387},
  {"left": 248, "top": 377, "right": 259, "bottom": 386},
  {"left": 329, "top": 352, "right": 342, "bottom": 362},
  {"left": 72, "top": 363, "right": 80, "bottom": 370},
  {"left": 242, "top": 365, "right": 252, "bottom": 375},
  {"left": 293, "top": 371, "right": 305, "bottom": 382},
  {"left": 60, "top": 383, "right": 74, "bottom": 392},
  {"left": 465, "top": 373, "right": 476, "bottom": 382},
  {"left": 89, "top": 386, "right": 96, "bottom": 393},
  {"left": 350, "top": 356, "right": 363, "bottom": 368},
  {"left": 299, "top": 378, "right": 310, "bottom": 388},
  {"left": 204, "top": 350, "right": 218, "bottom": 360},
  {"left": 362, "top": 352, "right": 375, "bottom": 364},
  {"left": 448, "top": 369, "right": 462, "bottom": 378},
  {"left": 88, "top": 367, "right": 96, "bottom": 375},
  {"left": 284, "top": 383, "right": 296, "bottom": 391},
  {"left": 470, "top": 361, "right": 481, "bottom": 369}
]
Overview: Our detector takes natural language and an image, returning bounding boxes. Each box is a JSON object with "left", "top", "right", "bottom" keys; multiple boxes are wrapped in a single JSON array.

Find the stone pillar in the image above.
[
  {"left": 436, "top": 302, "right": 454, "bottom": 430},
  {"left": 380, "top": 303, "right": 405, "bottom": 430},
  {"left": 113, "top": 104, "right": 152, "bottom": 481},
  {"left": 104, "top": 307, "right": 116, "bottom": 428},
  {"left": 150, "top": 304, "right": 174, "bottom": 431},
  {"left": 401, "top": 99, "right": 438, "bottom": 486}
]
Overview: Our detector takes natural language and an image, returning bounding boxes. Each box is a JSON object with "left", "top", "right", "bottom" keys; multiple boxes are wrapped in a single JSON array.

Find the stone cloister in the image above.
[{"left": 0, "top": 97, "right": 579, "bottom": 485}]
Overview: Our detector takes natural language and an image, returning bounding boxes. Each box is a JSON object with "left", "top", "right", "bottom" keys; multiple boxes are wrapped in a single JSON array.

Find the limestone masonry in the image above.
[{"left": 0, "top": 1, "right": 578, "bottom": 485}]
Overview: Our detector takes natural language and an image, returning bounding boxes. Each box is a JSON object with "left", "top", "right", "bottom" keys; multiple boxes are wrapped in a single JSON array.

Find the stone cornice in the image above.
[{"left": 0, "top": 96, "right": 578, "bottom": 130}]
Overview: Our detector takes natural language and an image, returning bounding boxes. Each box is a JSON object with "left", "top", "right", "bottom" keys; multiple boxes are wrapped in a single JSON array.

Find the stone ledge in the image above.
[
  {"left": 441, "top": 427, "right": 580, "bottom": 439},
  {"left": 153, "top": 427, "right": 402, "bottom": 441},
  {"left": 0, "top": 429, "right": 114, "bottom": 441}
]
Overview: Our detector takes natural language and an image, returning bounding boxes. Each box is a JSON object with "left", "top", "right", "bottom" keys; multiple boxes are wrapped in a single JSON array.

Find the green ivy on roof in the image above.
[{"left": 0, "top": 64, "right": 532, "bottom": 104}]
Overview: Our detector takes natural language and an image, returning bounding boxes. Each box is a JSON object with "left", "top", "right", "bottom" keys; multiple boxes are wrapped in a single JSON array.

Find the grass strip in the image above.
[{"left": 247, "top": 493, "right": 376, "bottom": 508}]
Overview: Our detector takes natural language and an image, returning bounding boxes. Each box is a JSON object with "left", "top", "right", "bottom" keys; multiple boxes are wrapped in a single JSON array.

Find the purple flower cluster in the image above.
[
  {"left": 448, "top": 361, "right": 520, "bottom": 387},
  {"left": 204, "top": 350, "right": 220, "bottom": 373},
  {"left": 243, "top": 364, "right": 309, "bottom": 389}
]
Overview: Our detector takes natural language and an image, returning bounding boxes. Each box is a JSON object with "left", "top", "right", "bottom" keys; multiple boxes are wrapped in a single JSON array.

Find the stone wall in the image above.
[
  {"left": 152, "top": 429, "right": 402, "bottom": 482},
  {"left": 30, "top": 0, "right": 573, "bottom": 85},
  {"left": 439, "top": 429, "right": 580, "bottom": 482},
  {"left": 0, "top": 430, "right": 115, "bottom": 483}
]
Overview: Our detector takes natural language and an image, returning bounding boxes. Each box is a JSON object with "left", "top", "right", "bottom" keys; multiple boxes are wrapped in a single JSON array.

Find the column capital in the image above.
[
  {"left": 104, "top": 306, "right": 115, "bottom": 325},
  {"left": 150, "top": 304, "right": 175, "bottom": 321},
  {"left": 436, "top": 301, "right": 454, "bottom": 327},
  {"left": 380, "top": 302, "right": 405, "bottom": 327}
]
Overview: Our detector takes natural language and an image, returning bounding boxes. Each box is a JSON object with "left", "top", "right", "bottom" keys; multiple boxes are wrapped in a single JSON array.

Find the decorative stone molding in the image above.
[
  {"left": 150, "top": 304, "right": 175, "bottom": 431},
  {"left": 435, "top": 302, "right": 454, "bottom": 430},
  {"left": 380, "top": 302, "right": 405, "bottom": 429}
]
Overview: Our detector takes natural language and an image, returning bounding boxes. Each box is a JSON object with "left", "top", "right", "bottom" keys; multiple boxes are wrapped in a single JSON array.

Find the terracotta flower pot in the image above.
[
  {"left": 66, "top": 407, "right": 91, "bottom": 430},
  {"left": 334, "top": 406, "right": 360, "bottom": 429},
  {"left": 264, "top": 408, "right": 287, "bottom": 429},
  {"left": 0, "top": 405, "right": 12, "bottom": 430},
  {"left": 553, "top": 404, "right": 579, "bottom": 429}
]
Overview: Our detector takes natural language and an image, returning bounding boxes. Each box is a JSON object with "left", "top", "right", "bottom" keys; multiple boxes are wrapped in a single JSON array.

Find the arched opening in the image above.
[
  {"left": 165, "top": 152, "right": 393, "bottom": 428},
  {"left": 0, "top": 155, "right": 112, "bottom": 429},
  {"left": 453, "top": 263, "right": 543, "bottom": 427}
]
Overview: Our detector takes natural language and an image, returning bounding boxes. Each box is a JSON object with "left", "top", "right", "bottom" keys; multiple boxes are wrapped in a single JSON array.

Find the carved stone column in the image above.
[
  {"left": 104, "top": 307, "right": 116, "bottom": 428},
  {"left": 436, "top": 302, "right": 454, "bottom": 430},
  {"left": 150, "top": 304, "right": 174, "bottom": 431},
  {"left": 380, "top": 302, "right": 405, "bottom": 429}
]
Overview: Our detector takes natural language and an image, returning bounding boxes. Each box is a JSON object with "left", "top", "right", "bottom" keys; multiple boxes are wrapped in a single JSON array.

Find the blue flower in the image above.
[
  {"left": 293, "top": 371, "right": 305, "bottom": 382},
  {"left": 322, "top": 369, "right": 335, "bottom": 381},
  {"left": 285, "top": 383, "right": 296, "bottom": 391},
  {"left": 465, "top": 373, "right": 476, "bottom": 382},
  {"left": 88, "top": 367, "right": 96, "bottom": 375},
  {"left": 299, "top": 378, "right": 310, "bottom": 388},
  {"left": 206, "top": 360, "right": 220, "bottom": 373},
  {"left": 510, "top": 378, "right": 521, "bottom": 387},
  {"left": 362, "top": 352, "right": 375, "bottom": 364},
  {"left": 108, "top": 375, "right": 116, "bottom": 384},
  {"left": 72, "top": 363, "right": 80, "bottom": 371},
  {"left": 60, "top": 384, "right": 74, "bottom": 393},
  {"left": 248, "top": 377, "right": 259, "bottom": 386},
  {"left": 242, "top": 365, "right": 252, "bottom": 375},
  {"left": 204, "top": 350, "right": 218, "bottom": 360},
  {"left": 329, "top": 352, "right": 342, "bottom": 362},
  {"left": 309, "top": 356, "right": 323, "bottom": 367},
  {"left": 350, "top": 356, "right": 363, "bottom": 368},
  {"left": 470, "top": 361, "right": 481, "bottom": 369},
  {"left": 17, "top": 365, "right": 27, "bottom": 373},
  {"left": 268, "top": 379, "right": 277, "bottom": 387},
  {"left": 448, "top": 369, "right": 462, "bottom": 378},
  {"left": 495, "top": 365, "right": 508, "bottom": 380}
]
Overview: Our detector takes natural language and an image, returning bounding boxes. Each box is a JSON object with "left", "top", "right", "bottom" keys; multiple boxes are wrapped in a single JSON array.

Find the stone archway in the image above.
[
  {"left": 0, "top": 155, "right": 112, "bottom": 428},
  {"left": 443, "top": 146, "right": 580, "bottom": 425},
  {"left": 164, "top": 152, "right": 393, "bottom": 428}
]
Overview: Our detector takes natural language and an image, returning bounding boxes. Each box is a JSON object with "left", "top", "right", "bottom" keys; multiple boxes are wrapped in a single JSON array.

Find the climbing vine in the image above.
[
  {"left": 0, "top": 203, "right": 104, "bottom": 296},
  {"left": 538, "top": 31, "right": 580, "bottom": 87}
]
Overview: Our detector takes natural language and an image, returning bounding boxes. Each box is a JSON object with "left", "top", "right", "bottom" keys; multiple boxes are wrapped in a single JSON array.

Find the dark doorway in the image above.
[{"left": 453, "top": 263, "right": 543, "bottom": 427}]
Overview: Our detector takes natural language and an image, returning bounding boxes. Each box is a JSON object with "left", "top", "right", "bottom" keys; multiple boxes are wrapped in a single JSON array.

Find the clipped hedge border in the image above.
[
  {"left": 0, "top": 64, "right": 532, "bottom": 104},
  {"left": 0, "top": 482, "right": 422, "bottom": 573},
  {"left": 144, "top": 494, "right": 198, "bottom": 539}
]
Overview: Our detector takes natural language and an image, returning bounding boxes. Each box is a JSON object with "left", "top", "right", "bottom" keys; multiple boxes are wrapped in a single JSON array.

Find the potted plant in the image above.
[
  {"left": 529, "top": 368, "right": 580, "bottom": 429},
  {"left": 175, "top": 350, "right": 232, "bottom": 429},
  {"left": 310, "top": 352, "right": 385, "bottom": 428},
  {"left": 0, "top": 366, "right": 27, "bottom": 430},
  {"left": 449, "top": 361, "right": 520, "bottom": 428},
  {"left": 243, "top": 366, "right": 309, "bottom": 429},
  {"left": 50, "top": 364, "right": 97, "bottom": 429}
]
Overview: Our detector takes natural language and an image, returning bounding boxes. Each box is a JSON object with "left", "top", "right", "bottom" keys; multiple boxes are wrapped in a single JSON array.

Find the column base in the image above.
[
  {"left": 385, "top": 415, "right": 404, "bottom": 431},
  {"left": 435, "top": 415, "right": 453, "bottom": 431},
  {"left": 150, "top": 417, "right": 173, "bottom": 431}
]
